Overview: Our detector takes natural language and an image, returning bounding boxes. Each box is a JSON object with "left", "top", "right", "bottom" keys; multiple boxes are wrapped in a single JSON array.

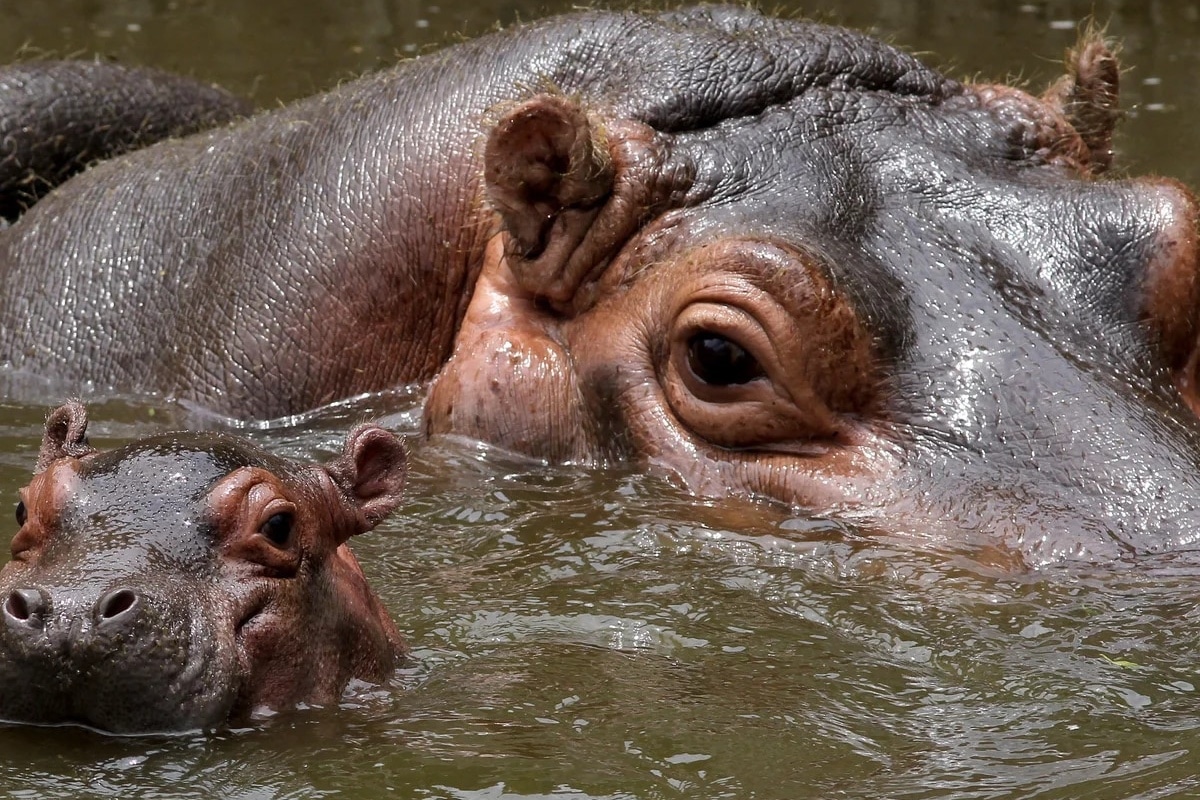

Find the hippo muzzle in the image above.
[{"left": 0, "top": 579, "right": 232, "bottom": 731}]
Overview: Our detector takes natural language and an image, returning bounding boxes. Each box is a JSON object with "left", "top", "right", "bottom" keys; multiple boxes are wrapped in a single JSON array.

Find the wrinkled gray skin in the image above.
[
  {"left": 0, "top": 403, "right": 407, "bottom": 733},
  {"left": 2, "top": 7, "right": 1200, "bottom": 561}
]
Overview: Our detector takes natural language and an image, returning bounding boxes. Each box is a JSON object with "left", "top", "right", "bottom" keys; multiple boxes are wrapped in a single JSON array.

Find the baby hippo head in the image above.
[{"left": 0, "top": 402, "right": 408, "bottom": 733}]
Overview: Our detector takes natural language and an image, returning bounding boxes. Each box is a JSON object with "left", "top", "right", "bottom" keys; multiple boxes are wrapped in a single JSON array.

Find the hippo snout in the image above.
[
  {"left": 0, "top": 578, "right": 230, "bottom": 732},
  {"left": 0, "top": 582, "right": 203, "bottom": 673},
  {"left": 2, "top": 586, "right": 50, "bottom": 631},
  {"left": 2, "top": 584, "right": 145, "bottom": 641},
  {"left": 4, "top": 584, "right": 142, "bottom": 633},
  {"left": 95, "top": 587, "right": 139, "bottom": 627}
]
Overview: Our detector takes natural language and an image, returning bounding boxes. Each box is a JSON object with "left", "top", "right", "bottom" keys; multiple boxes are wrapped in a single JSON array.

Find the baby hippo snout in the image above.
[
  {"left": 3, "top": 586, "right": 48, "bottom": 630},
  {"left": 0, "top": 578, "right": 227, "bottom": 732},
  {"left": 95, "top": 587, "right": 139, "bottom": 626},
  {"left": 4, "top": 585, "right": 147, "bottom": 645}
]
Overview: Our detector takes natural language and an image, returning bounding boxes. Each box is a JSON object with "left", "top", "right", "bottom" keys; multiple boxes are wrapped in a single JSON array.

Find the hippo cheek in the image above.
[
  {"left": 230, "top": 581, "right": 347, "bottom": 713},
  {"left": 565, "top": 238, "right": 902, "bottom": 509},
  {"left": 425, "top": 330, "right": 591, "bottom": 460},
  {"left": 228, "top": 586, "right": 305, "bottom": 713},
  {"left": 426, "top": 240, "right": 603, "bottom": 462}
]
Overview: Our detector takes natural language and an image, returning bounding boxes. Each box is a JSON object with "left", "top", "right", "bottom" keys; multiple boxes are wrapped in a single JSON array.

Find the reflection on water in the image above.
[{"left": 2, "top": 0, "right": 1200, "bottom": 797}]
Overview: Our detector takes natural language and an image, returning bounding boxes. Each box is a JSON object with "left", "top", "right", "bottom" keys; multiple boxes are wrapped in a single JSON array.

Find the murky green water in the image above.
[{"left": 3, "top": 1, "right": 1200, "bottom": 798}]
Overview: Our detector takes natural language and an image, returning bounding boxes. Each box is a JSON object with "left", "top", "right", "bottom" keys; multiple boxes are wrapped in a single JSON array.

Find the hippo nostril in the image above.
[
  {"left": 3, "top": 587, "right": 47, "bottom": 626},
  {"left": 95, "top": 588, "right": 139, "bottom": 625},
  {"left": 5, "top": 592, "right": 29, "bottom": 622}
]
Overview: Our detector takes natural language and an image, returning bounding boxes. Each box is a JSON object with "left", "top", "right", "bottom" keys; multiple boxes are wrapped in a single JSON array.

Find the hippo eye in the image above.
[
  {"left": 686, "top": 332, "right": 764, "bottom": 386},
  {"left": 14, "top": 501, "right": 25, "bottom": 527},
  {"left": 259, "top": 512, "right": 293, "bottom": 547}
]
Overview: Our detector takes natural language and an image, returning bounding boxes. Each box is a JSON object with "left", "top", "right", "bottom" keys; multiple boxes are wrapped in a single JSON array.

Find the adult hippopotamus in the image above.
[
  {"left": 0, "top": 402, "right": 408, "bottom": 732},
  {"left": 1, "top": 7, "right": 1199, "bottom": 558}
]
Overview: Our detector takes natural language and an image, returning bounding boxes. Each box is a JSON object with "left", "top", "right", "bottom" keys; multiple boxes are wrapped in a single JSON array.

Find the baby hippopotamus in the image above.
[{"left": 0, "top": 402, "right": 408, "bottom": 733}]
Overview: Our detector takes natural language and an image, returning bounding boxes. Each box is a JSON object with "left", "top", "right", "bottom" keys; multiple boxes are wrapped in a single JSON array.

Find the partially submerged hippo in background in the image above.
[
  {"left": 0, "top": 402, "right": 408, "bottom": 733},
  {"left": 0, "top": 61, "right": 251, "bottom": 224},
  {"left": 1, "top": 7, "right": 1199, "bottom": 559}
]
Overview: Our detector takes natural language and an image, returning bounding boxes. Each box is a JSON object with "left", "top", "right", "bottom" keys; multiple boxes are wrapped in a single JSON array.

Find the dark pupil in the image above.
[
  {"left": 686, "top": 333, "right": 763, "bottom": 386},
  {"left": 14, "top": 501, "right": 24, "bottom": 527},
  {"left": 261, "top": 512, "right": 293, "bottom": 546}
]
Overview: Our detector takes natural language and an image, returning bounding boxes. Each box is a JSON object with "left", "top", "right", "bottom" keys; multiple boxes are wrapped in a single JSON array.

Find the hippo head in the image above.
[
  {"left": 0, "top": 402, "right": 407, "bottom": 733},
  {"left": 427, "top": 8, "right": 1200, "bottom": 559}
]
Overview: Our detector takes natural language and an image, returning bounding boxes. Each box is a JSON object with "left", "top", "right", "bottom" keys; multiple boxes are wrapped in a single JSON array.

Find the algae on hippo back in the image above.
[
  {"left": 0, "top": 7, "right": 1198, "bottom": 558},
  {"left": 0, "top": 402, "right": 409, "bottom": 733}
]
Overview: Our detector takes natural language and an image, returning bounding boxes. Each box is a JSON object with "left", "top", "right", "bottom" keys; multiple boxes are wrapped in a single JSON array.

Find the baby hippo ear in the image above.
[
  {"left": 36, "top": 401, "right": 95, "bottom": 472},
  {"left": 325, "top": 424, "right": 409, "bottom": 533}
]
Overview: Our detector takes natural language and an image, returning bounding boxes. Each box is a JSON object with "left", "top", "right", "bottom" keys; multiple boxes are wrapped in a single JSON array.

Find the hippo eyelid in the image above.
[
  {"left": 8, "top": 489, "right": 42, "bottom": 561},
  {"left": 671, "top": 301, "right": 776, "bottom": 402}
]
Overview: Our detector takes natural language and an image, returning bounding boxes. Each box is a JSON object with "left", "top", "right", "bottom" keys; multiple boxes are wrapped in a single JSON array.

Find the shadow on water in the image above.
[{"left": 3, "top": 1, "right": 1200, "bottom": 798}]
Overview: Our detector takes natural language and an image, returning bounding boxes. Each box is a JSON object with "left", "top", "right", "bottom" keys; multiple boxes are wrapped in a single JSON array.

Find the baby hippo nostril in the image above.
[
  {"left": 3, "top": 587, "right": 48, "bottom": 627},
  {"left": 95, "top": 588, "right": 139, "bottom": 626}
]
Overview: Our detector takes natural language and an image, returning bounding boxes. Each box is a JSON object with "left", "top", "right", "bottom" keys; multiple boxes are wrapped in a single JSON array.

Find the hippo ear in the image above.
[
  {"left": 485, "top": 94, "right": 613, "bottom": 259},
  {"left": 325, "top": 424, "right": 408, "bottom": 535},
  {"left": 484, "top": 94, "right": 620, "bottom": 310},
  {"left": 36, "top": 401, "right": 95, "bottom": 472},
  {"left": 1042, "top": 28, "right": 1120, "bottom": 176}
]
